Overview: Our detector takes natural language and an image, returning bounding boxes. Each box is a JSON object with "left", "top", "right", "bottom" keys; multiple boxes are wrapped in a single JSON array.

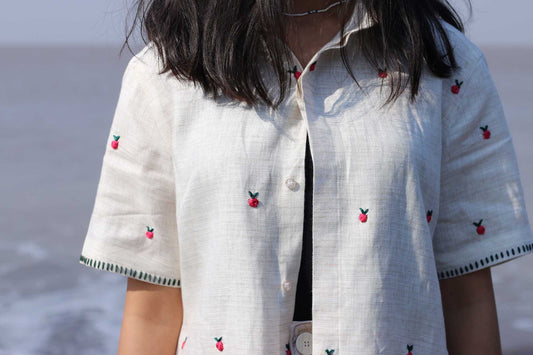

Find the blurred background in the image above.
[{"left": 1, "top": 0, "right": 532, "bottom": 354}]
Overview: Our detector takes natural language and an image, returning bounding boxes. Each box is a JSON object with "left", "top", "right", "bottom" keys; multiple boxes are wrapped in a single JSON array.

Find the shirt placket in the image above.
[{"left": 280, "top": 28, "right": 362, "bottom": 355}]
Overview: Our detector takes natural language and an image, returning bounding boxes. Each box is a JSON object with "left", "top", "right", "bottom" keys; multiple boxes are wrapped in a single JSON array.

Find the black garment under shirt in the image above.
[{"left": 292, "top": 133, "right": 313, "bottom": 321}]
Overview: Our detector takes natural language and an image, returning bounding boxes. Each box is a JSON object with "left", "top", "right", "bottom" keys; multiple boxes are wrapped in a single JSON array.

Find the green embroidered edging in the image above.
[
  {"left": 437, "top": 242, "right": 533, "bottom": 280},
  {"left": 79, "top": 254, "right": 181, "bottom": 287}
]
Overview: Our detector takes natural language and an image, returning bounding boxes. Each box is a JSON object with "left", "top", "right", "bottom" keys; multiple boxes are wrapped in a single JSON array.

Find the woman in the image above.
[{"left": 79, "top": 0, "right": 533, "bottom": 354}]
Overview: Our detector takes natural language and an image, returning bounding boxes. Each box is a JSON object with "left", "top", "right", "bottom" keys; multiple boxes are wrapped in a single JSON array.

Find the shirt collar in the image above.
[
  {"left": 325, "top": 1, "right": 375, "bottom": 50},
  {"left": 283, "top": 2, "right": 376, "bottom": 72}
]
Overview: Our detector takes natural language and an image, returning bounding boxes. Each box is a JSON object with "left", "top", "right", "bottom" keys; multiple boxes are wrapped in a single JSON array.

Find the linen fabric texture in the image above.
[{"left": 79, "top": 7, "right": 533, "bottom": 354}]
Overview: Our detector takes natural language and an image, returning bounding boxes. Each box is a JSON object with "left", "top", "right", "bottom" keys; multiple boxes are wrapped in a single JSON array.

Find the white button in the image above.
[
  {"left": 285, "top": 178, "right": 299, "bottom": 191},
  {"left": 295, "top": 331, "right": 312, "bottom": 355},
  {"left": 282, "top": 280, "right": 292, "bottom": 291}
]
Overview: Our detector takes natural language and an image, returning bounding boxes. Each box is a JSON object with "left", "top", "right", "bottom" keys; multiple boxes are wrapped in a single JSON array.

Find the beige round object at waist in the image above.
[{"left": 289, "top": 320, "right": 313, "bottom": 355}]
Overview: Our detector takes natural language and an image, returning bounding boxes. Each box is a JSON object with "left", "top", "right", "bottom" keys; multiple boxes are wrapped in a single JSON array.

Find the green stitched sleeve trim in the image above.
[
  {"left": 436, "top": 242, "right": 533, "bottom": 280},
  {"left": 79, "top": 254, "right": 181, "bottom": 287}
]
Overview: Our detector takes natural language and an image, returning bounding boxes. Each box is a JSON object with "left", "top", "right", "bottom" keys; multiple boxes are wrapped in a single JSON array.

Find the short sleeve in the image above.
[
  {"left": 79, "top": 49, "right": 181, "bottom": 287},
  {"left": 433, "top": 50, "right": 533, "bottom": 280}
]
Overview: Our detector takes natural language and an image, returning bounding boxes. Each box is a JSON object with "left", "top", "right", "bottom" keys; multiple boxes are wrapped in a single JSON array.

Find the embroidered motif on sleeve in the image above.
[
  {"left": 181, "top": 336, "right": 187, "bottom": 349},
  {"left": 406, "top": 344, "right": 414, "bottom": 355},
  {"left": 285, "top": 343, "right": 291, "bottom": 354},
  {"left": 358, "top": 207, "right": 369, "bottom": 223},
  {"left": 480, "top": 125, "right": 491, "bottom": 139},
  {"left": 473, "top": 219, "right": 485, "bottom": 235},
  {"left": 214, "top": 336, "right": 224, "bottom": 351},
  {"left": 325, "top": 349, "right": 335, "bottom": 354},
  {"left": 111, "top": 134, "right": 120, "bottom": 149}
]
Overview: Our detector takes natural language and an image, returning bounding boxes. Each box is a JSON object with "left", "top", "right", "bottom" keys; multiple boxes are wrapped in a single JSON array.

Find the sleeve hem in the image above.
[
  {"left": 436, "top": 241, "right": 533, "bottom": 280},
  {"left": 79, "top": 254, "right": 181, "bottom": 288}
]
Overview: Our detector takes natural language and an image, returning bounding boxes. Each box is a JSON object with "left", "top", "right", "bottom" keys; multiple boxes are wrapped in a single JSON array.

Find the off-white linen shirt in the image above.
[{"left": 79, "top": 6, "right": 533, "bottom": 354}]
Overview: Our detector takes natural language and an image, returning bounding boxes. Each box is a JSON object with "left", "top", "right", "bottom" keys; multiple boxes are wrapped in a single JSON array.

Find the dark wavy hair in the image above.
[{"left": 121, "top": 0, "right": 471, "bottom": 109}]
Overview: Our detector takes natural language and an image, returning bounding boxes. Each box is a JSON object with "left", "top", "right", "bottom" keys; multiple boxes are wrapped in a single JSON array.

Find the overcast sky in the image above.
[{"left": 0, "top": 0, "right": 531, "bottom": 46}]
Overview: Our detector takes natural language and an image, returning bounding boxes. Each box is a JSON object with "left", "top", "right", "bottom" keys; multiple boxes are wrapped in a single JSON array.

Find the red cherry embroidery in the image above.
[
  {"left": 480, "top": 125, "right": 491, "bottom": 139},
  {"left": 359, "top": 208, "right": 369, "bottom": 223},
  {"left": 451, "top": 79, "right": 463, "bottom": 94},
  {"left": 287, "top": 65, "right": 301, "bottom": 79},
  {"left": 181, "top": 336, "right": 187, "bottom": 349},
  {"left": 426, "top": 210, "right": 433, "bottom": 223},
  {"left": 146, "top": 226, "right": 154, "bottom": 239},
  {"left": 473, "top": 219, "right": 485, "bottom": 235},
  {"left": 325, "top": 350, "right": 335, "bottom": 355},
  {"left": 406, "top": 344, "right": 414, "bottom": 355},
  {"left": 214, "top": 336, "right": 224, "bottom": 351},
  {"left": 309, "top": 60, "right": 317, "bottom": 71},
  {"left": 111, "top": 135, "right": 120, "bottom": 149},
  {"left": 285, "top": 343, "right": 291, "bottom": 355},
  {"left": 378, "top": 68, "right": 387, "bottom": 78},
  {"left": 248, "top": 191, "right": 259, "bottom": 207}
]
